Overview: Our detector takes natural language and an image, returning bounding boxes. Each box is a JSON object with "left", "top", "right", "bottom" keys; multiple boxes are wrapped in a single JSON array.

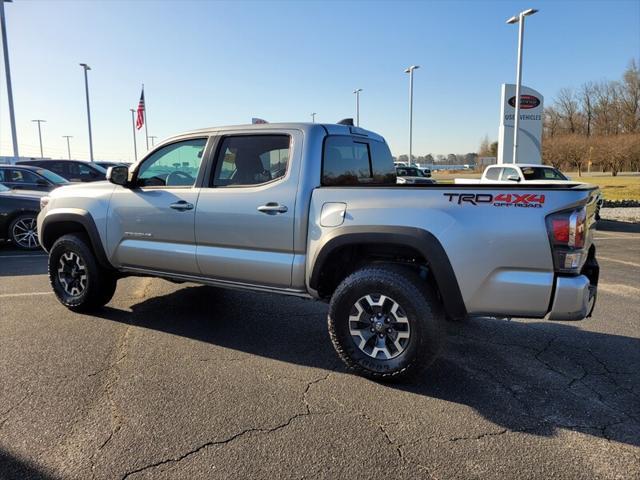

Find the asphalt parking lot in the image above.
[{"left": 1, "top": 222, "right": 639, "bottom": 479}]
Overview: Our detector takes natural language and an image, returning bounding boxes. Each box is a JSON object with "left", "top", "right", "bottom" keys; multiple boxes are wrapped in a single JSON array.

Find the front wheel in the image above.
[
  {"left": 48, "top": 233, "right": 117, "bottom": 312},
  {"left": 328, "top": 266, "right": 445, "bottom": 381},
  {"left": 9, "top": 214, "right": 40, "bottom": 250}
]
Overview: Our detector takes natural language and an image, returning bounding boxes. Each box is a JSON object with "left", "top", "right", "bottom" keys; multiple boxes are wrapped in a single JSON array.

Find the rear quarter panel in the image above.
[{"left": 308, "top": 185, "right": 596, "bottom": 318}]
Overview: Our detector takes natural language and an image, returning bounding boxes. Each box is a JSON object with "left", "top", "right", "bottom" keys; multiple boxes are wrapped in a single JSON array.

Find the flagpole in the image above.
[
  {"left": 130, "top": 108, "right": 137, "bottom": 162},
  {"left": 143, "top": 83, "right": 149, "bottom": 150}
]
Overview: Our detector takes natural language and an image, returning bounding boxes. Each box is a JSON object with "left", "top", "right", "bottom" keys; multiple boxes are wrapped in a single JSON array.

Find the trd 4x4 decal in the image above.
[{"left": 444, "top": 193, "right": 545, "bottom": 208}]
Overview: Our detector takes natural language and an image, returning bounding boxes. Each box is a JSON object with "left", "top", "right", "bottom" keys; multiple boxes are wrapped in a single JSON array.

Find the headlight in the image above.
[{"left": 40, "top": 196, "right": 50, "bottom": 209}]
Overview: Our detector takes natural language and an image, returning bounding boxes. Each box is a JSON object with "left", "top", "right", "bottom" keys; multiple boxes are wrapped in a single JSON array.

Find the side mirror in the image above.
[
  {"left": 107, "top": 165, "right": 129, "bottom": 186},
  {"left": 36, "top": 179, "right": 48, "bottom": 186},
  {"left": 506, "top": 175, "right": 520, "bottom": 182}
]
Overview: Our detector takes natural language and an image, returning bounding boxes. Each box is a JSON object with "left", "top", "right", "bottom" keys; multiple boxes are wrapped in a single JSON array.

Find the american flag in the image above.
[{"left": 136, "top": 89, "right": 145, "bottom": 130}]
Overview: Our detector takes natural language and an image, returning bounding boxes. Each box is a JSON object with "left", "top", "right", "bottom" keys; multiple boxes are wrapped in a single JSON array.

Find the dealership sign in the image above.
[{"left": 498, "top": 84, "right": 544, "bottom": 164}]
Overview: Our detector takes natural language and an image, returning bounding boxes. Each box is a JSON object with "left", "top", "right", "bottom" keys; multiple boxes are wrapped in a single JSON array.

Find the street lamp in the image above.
[
  {"left": 79, "top": 63, "right": 94, "bottom": 162},
  {"left": 31, "top": 119, "right": 46, "bottom": 158},
  {"left": 311, "top": 112, "right": 316, "bottom": 123},
  {"left": 129, "top": 108, "right": 137, "bottom": 162},
  {"left": 404, "top": 65, "right": 420, "bottom": 166},
  {"left": 62, "top": 135, "right": 73, "bottom": 160},
  {"left": 1, "top": 0, "right": 19, "bottom": 161},
  {"left": 353, "top": 89, "right": 363, "bottom": 126},
  {"left": 506, "top": 8, "right": 538, "bottom": 163}
]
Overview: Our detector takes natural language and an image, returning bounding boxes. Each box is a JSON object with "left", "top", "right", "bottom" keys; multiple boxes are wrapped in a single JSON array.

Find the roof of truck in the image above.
[
  {"left": 487, "top": 163, "right": 557, "bottom": 169},
  {"left": 164, "top": 122, "right": 386, "bottom": 144}
]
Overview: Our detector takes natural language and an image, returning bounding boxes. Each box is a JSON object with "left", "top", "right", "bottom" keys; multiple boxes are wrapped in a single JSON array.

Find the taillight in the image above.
[
  {"left": 551, "top": 218, "right": 569, "bottom": 243},
  {"left": 546, "top": 207, "right": 589, "bottom": 273}
]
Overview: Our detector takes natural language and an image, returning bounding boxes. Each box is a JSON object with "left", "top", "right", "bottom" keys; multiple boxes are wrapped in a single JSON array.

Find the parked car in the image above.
[
  {"left": 454, "top": 163, "right": 604, "bottom": 219},
  {"left": 38, "top": 122, "right": 600, "bottom": 380},
  {"left": 0, "top": 183, "right": 44, "bottom": 249},
  {"left": 17, "top": 160, "right": 107, "bottom": 182},
  {"left": 0, "top": 164, "right": 70, "bottom": 192},
  {"left": 421, "top": 167, "right": 432, "bottom": 178},
  {"left": 454, "top": 164, "right": 574, "bottom": 184},
  {"left": 396, "top": 166, "right": 435, "bottom": 184}
]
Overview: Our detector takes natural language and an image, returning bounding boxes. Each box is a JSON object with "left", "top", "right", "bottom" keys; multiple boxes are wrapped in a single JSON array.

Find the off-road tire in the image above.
[
  {"left": 328, "top": 265, "right": 445, "bottom": 381},
  {"left": 48, "top": 233, "right": 117, "bottom": 312}
]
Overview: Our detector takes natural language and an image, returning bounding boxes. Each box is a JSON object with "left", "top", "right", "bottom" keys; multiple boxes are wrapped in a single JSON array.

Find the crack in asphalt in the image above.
[
  {"left": 0, "top": 392, "right": 29, "bottom": 429},
  {"left": 120, "top": 372, "right": 336, "bottom": 479},
  {"left": 449, "top": 331, "right": 640, "bottom": 443}
]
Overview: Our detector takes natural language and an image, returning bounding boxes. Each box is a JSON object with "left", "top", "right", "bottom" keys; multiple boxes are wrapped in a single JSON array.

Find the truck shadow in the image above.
[
  {"left": 0, "top": 448, "right": 60, "bottom": 480},
  {"left": 97, "top": 284, "right": 640, "bottom": 448}
]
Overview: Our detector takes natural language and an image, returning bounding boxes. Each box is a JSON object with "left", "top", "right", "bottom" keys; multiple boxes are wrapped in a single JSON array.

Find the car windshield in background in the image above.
[
  {"left": 398, "top": 167, "right": 423, "bottom": 177},
  {"left": 36, "top": 169, "right": 69, "bottom": 184},
  {"left": 0, "top": 183, "right": 9, "bottom": 192},
  {"left": 521, "top": 167, "right": 568, "bottom": 181},
  {"left": 92, "top": 164, "right": 108, "bottom": 174}
]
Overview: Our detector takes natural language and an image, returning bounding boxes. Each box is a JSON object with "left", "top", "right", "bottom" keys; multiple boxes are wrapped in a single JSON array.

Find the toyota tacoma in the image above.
[{"left": 37, "top": 122, "right": 600, "bottom": 380}]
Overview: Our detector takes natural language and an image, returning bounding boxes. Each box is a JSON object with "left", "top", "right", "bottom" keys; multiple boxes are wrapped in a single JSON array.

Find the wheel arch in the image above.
[
  {"left": 6, "top": 209, "right": 39, "bottom": 242},
  {"left": 309, "top": 226, "right": 467, "bottom": 321},
  {"left": 40, "top": 211, "right": 113, "bottom": 270}
]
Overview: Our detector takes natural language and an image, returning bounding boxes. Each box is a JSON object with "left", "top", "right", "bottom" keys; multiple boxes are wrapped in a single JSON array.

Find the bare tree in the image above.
[
  {"left": 580, "top": 82, "right": 596, "bottom": 137},
  {"left": 620, "top": 59, "right": 640, "bottom": 133},
  {"left": 544, "top": 106, "right": 562, "bottom": 137},
  {"left": 556, "top": 88, "right": 581, "bottom": 134}
]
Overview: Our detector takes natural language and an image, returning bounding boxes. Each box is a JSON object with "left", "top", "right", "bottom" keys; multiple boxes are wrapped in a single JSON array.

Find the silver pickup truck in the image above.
[{"left": 37, "top": 123, "right": 599, "bottom": 380}]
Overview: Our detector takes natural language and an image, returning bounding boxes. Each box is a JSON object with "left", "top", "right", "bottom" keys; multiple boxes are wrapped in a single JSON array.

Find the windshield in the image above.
[
  {"left": 36, "top": 169, "right": 69, "bottom": 184},
  {"left": 397, "top": 167, "right": 423, "bottom": 177},
  {"left": 91, "top": 164, "right": 108, "bottom": 174},
  {"left": 521, "top": 167, "right": 568, "bottom": 181}
]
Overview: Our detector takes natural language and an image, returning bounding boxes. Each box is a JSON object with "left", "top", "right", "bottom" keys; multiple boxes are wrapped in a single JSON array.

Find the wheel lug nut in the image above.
[
  {"left": 387, "top": 328, "right": 392, "bottom": 333},
  {"left": 384, "top": 318, "right": 390, "bottom": 323},
  {"left": 370, "top": 327, "right": 375, "bottom": 332},
  {"left": 378, "top": 333, "right": 384, "bottom": 338}
]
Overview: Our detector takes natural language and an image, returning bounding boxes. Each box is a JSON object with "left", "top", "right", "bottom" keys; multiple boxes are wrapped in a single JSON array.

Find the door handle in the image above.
[
  {"left": 169, "top": 201, "right": 194, "bottom": 211},
  {"left": 257, "top": 203, "right": 288, "bottom": 214}
]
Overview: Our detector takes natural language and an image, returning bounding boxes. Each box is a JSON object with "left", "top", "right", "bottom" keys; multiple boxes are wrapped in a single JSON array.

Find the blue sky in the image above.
[{"left": 0, "top": 0, "right": 638, "bottom": 161}]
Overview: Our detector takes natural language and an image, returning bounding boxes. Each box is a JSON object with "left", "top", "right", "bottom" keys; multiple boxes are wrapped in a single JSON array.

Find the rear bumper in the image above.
[{"left": 547, "top": 250, "right": 598, "bottom": 321}]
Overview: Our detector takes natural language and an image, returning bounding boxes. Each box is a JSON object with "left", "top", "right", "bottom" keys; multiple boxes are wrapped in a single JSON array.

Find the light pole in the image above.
[
  {"left": 1, "top": 0, "right": 19, "bottom": 161},
  {"left": 79, "top": 63, "right": 94, "bottom": 162},
  {"left": 311, "top": 112, "right": 316, "bottom": 123},
  {"left": 32, "top": 119, "right": 46, "bottom": 158},
  {"left": 404, "top": 65, "right": 420, "bottom": 166},
  {"left": 506, "top": 8, "right": 538, "bottom": 163},
  {"left": 62, "top": 135, "right": 72, "bottom": 160},
  {"left": 353, "top": 89, "right": 362, "bottom": 126},
  {"left": 129, "top": 108, "right": 137, "bottom": 162},
  {"left": 148, "top": 135, "right": 157, "bottom": 147}
]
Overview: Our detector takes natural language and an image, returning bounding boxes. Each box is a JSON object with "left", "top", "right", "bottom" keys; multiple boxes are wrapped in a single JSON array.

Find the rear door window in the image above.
[
  {"left": 485, "top": 167, "right": 502, "bottom": 181},
  {"left": 500, "top": 167, "right": 519, "bottom": 181},
  {"left": 212, "top": 135, "right": 290, "bottom": 187},
  {"left": 322, "top": 136, "right": 395, "bottom": 186}
]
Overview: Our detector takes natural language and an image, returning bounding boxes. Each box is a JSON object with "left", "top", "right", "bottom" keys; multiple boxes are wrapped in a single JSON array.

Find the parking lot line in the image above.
[
  {"left": 0, "top": 291, "right": 53, "bottom": 298},
  {"left": 598, "top": 256, "right": 640, "bottom": 268}
]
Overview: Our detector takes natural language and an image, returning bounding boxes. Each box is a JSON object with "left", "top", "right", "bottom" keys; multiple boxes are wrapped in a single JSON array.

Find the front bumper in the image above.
[{"left": 547, "top": 250, "right": 598, "bottom": 320}]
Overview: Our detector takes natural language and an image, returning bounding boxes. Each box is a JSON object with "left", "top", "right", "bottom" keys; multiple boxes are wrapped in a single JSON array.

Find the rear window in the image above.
[{"left": 322, "top": 136, "right": 395, "bottom": 186}]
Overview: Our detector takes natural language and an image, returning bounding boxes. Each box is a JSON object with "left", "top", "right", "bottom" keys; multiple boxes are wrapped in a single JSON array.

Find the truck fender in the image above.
[
  {"left": 309, "top": 226, "right": 467, "bottom": 321},
  {"left": 40, "top": 211, "right": 113, "bottom": 270}
]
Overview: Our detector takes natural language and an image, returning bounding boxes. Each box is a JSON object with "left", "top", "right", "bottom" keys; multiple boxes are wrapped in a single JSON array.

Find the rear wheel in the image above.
[
  {"left": 328, "top": 266, "right": 445, "bottom": 381},
  {"left": 9, "top": 214, "right": 39, "bottom": 250},
  {"left": 48, "top": 233, "right": 117, "bottom": 312}
]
